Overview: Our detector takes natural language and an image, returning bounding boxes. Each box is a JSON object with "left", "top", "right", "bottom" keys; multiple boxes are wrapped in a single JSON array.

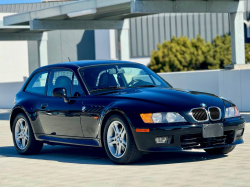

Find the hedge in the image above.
[{"left": 149, "top": 34, "right": 250, "bottom": 73}]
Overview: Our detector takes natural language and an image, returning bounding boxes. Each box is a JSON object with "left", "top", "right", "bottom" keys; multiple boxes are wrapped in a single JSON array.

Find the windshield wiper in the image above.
[
  {"left": 133, "top": 85, "right": 157, "bottom": 88},
  {"left": 90, "top": 86, "right": 125, "bottom": 93}
]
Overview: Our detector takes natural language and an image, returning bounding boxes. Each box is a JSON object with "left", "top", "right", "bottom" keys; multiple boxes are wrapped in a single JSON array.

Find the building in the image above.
[{"left": 0, "top": 0, "right": 249, "bottom": 109}]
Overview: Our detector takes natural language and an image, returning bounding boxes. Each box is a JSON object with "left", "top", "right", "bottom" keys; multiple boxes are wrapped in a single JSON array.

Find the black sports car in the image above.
[{"left": 10, "top": 60, "right": 245, "bottom": 164}]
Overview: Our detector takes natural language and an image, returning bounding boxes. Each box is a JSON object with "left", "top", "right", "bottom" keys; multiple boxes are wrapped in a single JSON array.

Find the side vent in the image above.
[{"left": 84, "top": 106, "right": 104, "bottom": 113}]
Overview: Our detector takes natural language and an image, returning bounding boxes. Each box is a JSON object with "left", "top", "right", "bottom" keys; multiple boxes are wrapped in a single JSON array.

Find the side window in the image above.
[
  {"left": 71, "top": 74, "right": 84, "bottom": 97},
  {"left": 47, "top": 69, "right": 73, "bottom": 97},
  {"left": 25, "top": 70, "right": 49, "bottom": 95}
]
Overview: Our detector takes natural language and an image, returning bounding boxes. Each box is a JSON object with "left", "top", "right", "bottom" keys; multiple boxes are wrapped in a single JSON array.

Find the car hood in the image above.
[{"left": 109, "top": 87, "right": 225, "bottom": 111}]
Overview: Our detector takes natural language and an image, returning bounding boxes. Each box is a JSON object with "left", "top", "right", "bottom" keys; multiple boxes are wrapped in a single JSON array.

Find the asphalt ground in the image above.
[{"left": 0, "top": 109, "right": 249, "bottom": 187}]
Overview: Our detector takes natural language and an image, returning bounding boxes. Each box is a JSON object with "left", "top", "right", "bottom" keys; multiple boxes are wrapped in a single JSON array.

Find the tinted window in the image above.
[
  {"left": 47, "top": 69, "right": 73, "bottom": 97},
  {"left": 72, "top": 74, "right": 84, "bottom": 97},
  {"left": 80, "top": 64, "right": 171, "bottom": 93},
  {"left": 25, "top": 70, "right": 49, "bottom": 95}
]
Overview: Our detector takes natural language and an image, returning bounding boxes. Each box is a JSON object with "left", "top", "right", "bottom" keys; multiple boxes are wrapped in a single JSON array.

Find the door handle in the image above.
[{"left": 41, "top": 103, "right": 48, "bottom": 109}]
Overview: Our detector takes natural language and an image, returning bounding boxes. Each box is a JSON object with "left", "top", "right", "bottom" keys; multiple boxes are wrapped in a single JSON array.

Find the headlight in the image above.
[
  {"left": 140, "top": 112, "right": 187, "bottom": 123},
  {"left": 166, "top": 112, "right": 186, "bottom": 123},
  {"left": 225, "top": 106, "right": 240, "bottom": 118},
  {"left": 152, "top": 113, "right": 162, "bottom": 123}
]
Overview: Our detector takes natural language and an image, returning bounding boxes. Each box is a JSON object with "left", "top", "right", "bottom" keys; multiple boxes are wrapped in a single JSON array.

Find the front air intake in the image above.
[
  {"left": 191, "top": 108, "right": 208, "bottom": 122},
  {"left": 208, "top": 107, "right": 221, "bottom": 121}
]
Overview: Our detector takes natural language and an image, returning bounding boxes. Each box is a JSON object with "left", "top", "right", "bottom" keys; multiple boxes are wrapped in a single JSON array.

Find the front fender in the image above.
[{"left": 98, "top": 103, "right": 136, "bottom": 147}]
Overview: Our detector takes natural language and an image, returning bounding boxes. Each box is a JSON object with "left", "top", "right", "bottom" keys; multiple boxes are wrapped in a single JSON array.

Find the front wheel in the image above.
[
  {"left": 12, "top": 113, "right": 43, "bottom": 155},
  {"left": 103, "top": 115, "right": 143, "bottom": 164},
  {"left": 204, "top": 145, "right": 235, "bottom": 155}
]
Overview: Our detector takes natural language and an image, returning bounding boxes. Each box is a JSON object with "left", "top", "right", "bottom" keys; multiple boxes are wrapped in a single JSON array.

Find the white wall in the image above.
[
  {"left": 0, "top": 82, "right": 24, "bottom": 109},
  {"left": 130, "top": 57, "right": 150, "bottom": 66},
  {"left": 159, "top": 69, "right": 250, "bottom": 111},
  {"left": 0, "top": 41, "right": 29, "bottom": 83},
  {"left": 0, "top": 40, "right": 29, "bottom": 108},
  {"left": 94, "top": 30, "right": 117, "bottom": 60},
  {"left": 94, "top": 30, "right": 151, "bottom": 66},
  {"left": 0, "top": 13, "right": 29, "bottom": 109}
]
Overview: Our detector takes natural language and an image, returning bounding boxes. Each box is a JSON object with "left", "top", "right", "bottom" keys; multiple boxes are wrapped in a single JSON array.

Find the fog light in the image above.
[
  {"left": 236, "top": 129, "right": 244, "bottom": 137},
  {"left": 155, "top": 136, "right": 172, "bottom": 144}
]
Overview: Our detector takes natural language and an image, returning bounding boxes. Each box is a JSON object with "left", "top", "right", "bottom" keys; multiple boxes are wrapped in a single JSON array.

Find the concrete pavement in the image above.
[{"left": 0, "top": 109, "right": 249, "bottom": 187}]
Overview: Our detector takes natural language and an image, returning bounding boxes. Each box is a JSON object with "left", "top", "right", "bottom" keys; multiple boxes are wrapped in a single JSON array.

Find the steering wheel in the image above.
[{"left": 128, "top": 79, "right": 140, "bottom": 87}]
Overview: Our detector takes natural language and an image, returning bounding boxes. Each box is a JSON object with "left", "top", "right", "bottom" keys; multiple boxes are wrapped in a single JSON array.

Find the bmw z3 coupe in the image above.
[{"left": 10, "top": 60, "right": 245, "bottom": 164}]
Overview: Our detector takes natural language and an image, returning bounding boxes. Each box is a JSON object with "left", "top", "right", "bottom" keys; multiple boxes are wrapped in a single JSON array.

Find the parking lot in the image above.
[{"left": 0, "top": 109, "right": 249, "bottom": 187}]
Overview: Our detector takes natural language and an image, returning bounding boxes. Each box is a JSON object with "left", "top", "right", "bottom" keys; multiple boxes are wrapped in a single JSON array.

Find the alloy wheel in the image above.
[
  {"left": 107, "top": 121, "right": 127, "bottom": 158},
  {"left": 15, "top": 118, "right": 29, "bottom": 150}
]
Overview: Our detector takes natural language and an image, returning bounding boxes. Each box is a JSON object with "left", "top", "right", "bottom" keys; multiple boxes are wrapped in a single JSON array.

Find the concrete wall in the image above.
[
  {"left": 1, "top": 65, "right": 250, "bottom": 111},
  {"left": 130, "top": 57, "right": 150, "bottom": 66},
  {"left": 159, "top": 69, "right": 250, "bottom": 112},
  {"left": 0, "top": 40, "right": 29, "bottom": 108},
  {"left": 95, "top": 30, "right": 117, "bottom": 60},
  {"left": 0, "top": 13, "right": 29, "bottom": 109},
  {"left": 47, "top": 30, "right": 95, "bottom": 64}
]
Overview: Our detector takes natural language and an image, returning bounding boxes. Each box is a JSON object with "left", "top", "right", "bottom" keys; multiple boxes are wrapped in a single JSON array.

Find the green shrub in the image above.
[{"left": 149, "top": 34, "right": 250, "bottom": 73}]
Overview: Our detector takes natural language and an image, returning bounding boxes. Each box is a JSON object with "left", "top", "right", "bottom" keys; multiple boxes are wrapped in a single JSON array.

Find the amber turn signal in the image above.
[
  {"left": 234, "top": 106, "right": 239, "bottom": 116},
  {"left": 136, "top": 129, "right": 150, "bottom": 132},
  {"left": 140, "top": 113, "right": 153, "bottom": 123}
]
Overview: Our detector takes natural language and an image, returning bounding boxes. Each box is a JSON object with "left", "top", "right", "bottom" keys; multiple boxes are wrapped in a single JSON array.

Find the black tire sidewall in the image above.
[
  {"left": 103, "top": 115, "right": 136, "bottom": 164},
  {"left": 12, "top": 113, "right": 35, "bottom": 154}
]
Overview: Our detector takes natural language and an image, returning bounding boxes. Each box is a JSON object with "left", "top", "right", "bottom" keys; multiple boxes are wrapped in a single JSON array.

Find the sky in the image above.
[{"left": 0, "top": 0, "right": 41, "bottom": 4}]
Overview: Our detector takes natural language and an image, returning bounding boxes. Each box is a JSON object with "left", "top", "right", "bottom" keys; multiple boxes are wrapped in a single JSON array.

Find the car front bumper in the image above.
[{"left": 131, "top": 116, "right": 245, "bottom": 152}]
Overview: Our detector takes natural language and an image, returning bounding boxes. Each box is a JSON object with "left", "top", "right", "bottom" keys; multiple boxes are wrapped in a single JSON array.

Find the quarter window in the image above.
[{"left": 25, "top": 70, "right": 49, "bottom": 95}]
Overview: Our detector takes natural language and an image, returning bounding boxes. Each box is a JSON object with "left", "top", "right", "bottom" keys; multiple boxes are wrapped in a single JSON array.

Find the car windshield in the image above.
[{"left": 79, "top": 64, "right": 171, "bottom": 93}]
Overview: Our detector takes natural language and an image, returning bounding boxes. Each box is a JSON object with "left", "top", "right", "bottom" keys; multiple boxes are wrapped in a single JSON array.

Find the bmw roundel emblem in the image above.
[{"left": 200, "top": 103, "right": 207, "bottom": 108}]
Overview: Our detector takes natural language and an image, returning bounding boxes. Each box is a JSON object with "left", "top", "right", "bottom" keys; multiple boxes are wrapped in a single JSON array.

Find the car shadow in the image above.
[{"left": 0, "top": 145, "right": 227, "bottom": 165}]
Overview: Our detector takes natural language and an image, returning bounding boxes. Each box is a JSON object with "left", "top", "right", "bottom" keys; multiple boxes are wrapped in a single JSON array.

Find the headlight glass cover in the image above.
[
  {"left": 225, "top": 106, "right": 240, "bottom": 118},
  {"left": 152, "top": 113, "right": 162, "bottom": 123},
  {"left": 140, "top": 112, "right": 187, "bottom": 123},
  {"left": 166, "top": 112, "right": 186, "bottom": 123}
]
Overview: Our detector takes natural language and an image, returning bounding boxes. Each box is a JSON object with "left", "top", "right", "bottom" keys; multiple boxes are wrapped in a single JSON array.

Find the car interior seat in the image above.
[
  {"left": 55, "top": 76, "right": 72, "bottom": 96},
  {"left": 98, "top": 73, "right": 118, "bottom": 88}
]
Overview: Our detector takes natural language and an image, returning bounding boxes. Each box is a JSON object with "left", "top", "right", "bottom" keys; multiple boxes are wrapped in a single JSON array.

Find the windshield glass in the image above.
[{"left": 79, "top": 64, "right": 171, "bottom": 93}]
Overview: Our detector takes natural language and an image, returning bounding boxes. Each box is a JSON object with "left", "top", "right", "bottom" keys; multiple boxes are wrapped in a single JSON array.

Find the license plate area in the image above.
[{"left": 202, "top": 123, "right": 223, "bottom": 138}]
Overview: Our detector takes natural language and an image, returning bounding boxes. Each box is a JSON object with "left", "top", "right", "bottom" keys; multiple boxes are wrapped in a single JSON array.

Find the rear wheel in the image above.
[
  {"left": 103, "top": 115, "right": 143, "bottom": 164},
  {"left": 12, "top": 113, "right": 43, "bottom": 155},
  {"left": 204, "top": 145, "right": 235, "bottom": 155}
]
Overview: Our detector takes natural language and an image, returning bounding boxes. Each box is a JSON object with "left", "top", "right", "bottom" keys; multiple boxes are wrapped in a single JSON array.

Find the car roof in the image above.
[{"left": 36, "top": 60, "right": 140, "bottom": 71}]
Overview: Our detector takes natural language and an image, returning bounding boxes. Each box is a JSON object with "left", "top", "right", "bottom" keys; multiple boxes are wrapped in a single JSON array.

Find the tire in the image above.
[
  {"left": 103, "top": 115, "right": 143, "bottom": 164},
  {"left": 12, "top": 113, "right": 43, "bottom": 155},
  {"left": 204, "top": 145, "right": 236, "bottom": 155}
]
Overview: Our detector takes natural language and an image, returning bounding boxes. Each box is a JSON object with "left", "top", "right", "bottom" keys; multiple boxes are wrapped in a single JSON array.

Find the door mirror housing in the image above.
[{"left": 52, "top": 87, "right": 70, "bottom": 103}]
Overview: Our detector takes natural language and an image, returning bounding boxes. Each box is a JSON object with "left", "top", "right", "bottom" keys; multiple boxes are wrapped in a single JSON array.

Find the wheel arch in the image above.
[
  {"left": 99, "top": 109, "right": 133, "bottom": 147},
  {"left": 10, "top": 106, "right": 29, "bottom": 132}
]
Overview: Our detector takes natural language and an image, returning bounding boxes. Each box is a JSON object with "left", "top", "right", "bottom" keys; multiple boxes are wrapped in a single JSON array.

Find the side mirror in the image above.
[{"left": 52, "top": 87, "right": 70, "bottom": 103}]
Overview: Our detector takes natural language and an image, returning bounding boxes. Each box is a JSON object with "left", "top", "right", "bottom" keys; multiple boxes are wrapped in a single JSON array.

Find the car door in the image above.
[{"left": 37, "top": 69, "right": 84, "bottom": 137}]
